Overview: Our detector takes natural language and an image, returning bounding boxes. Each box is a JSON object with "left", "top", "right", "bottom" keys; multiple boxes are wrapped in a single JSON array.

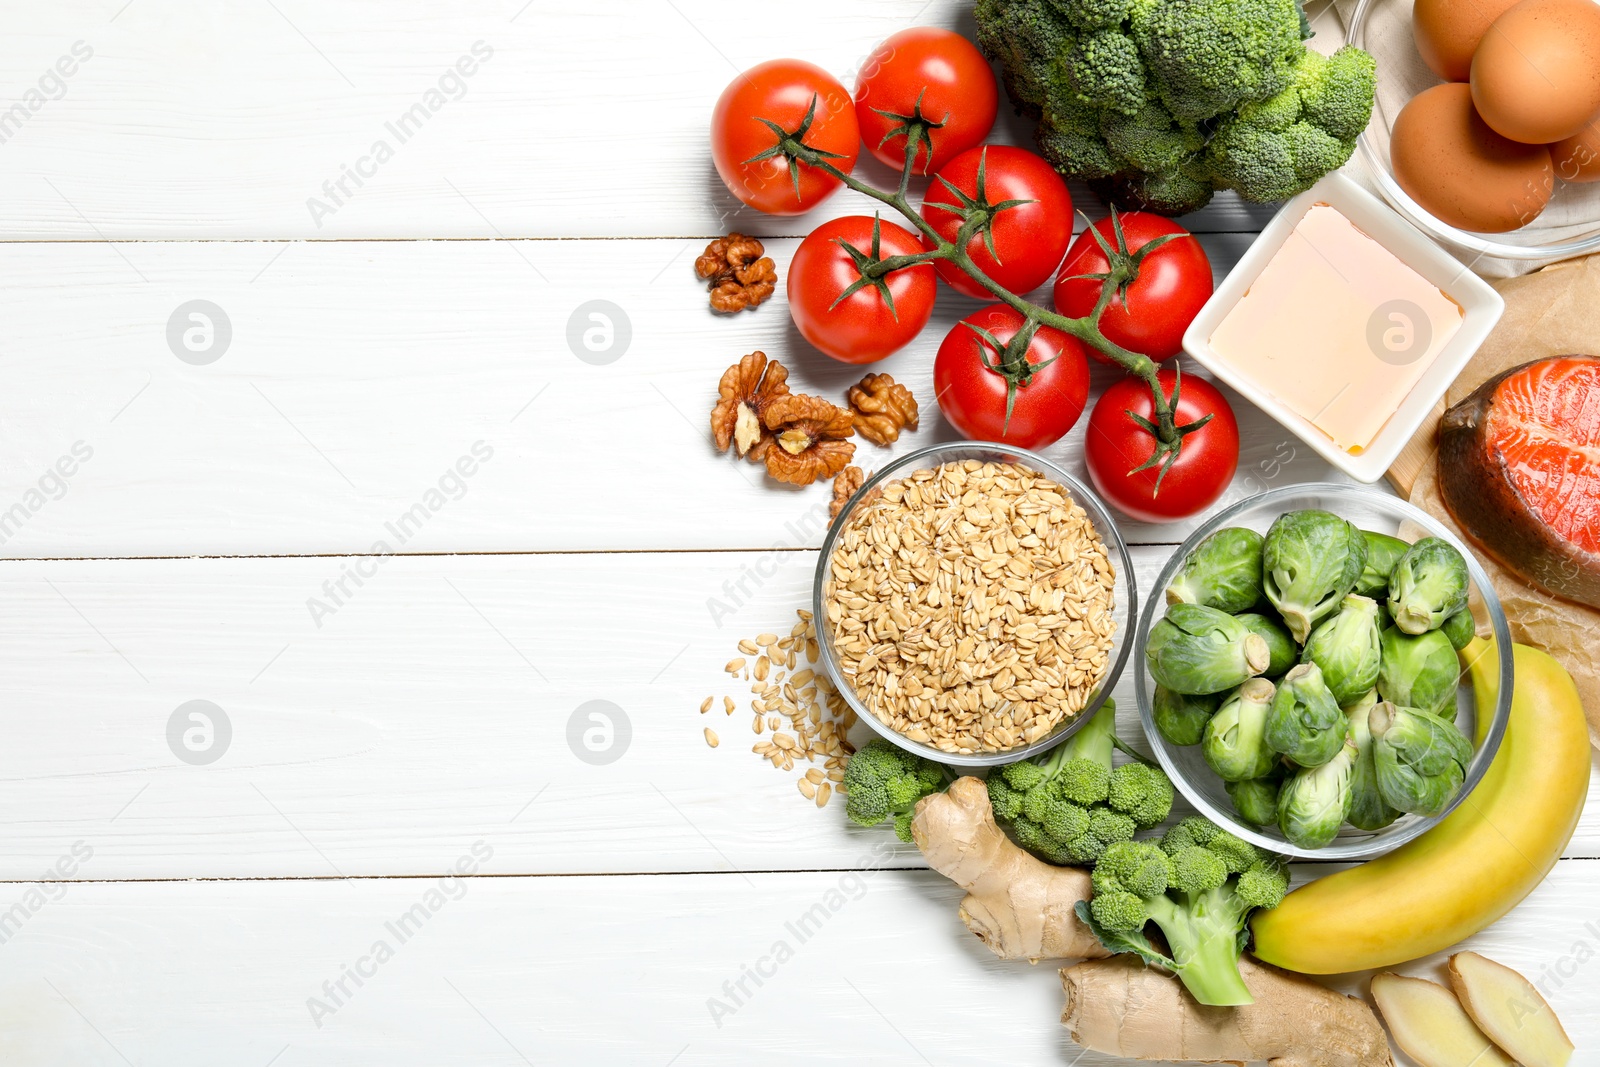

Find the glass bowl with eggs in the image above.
[{"left": 1348, "top": 0, "right": 1600, "bottom": 260}]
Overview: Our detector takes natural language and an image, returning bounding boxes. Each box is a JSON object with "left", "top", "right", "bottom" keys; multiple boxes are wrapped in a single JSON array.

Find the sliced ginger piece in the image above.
[
  {"left": 1371, "top": 973, "right": 1513, "bottom": 1067},
  {"left": 1448, "top": 951, "right": 1574, "bottom": 1067}
]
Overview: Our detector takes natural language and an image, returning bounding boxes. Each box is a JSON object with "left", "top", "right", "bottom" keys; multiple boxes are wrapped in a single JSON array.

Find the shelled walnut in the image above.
[
  {"left": 830, "top": 466, "right": 867, "bottom": 521},
  {"left": 847, "top": 373, "right": 919, "bottom": 446},
  {"left": 695, "top": 233, "right": 777, "bottom": 313},
  {"left": 711, "top": 351, "right": 790, "bottom": 459},
  {"left": 763, "top": 394, "right": 856, "bottom": 486}
]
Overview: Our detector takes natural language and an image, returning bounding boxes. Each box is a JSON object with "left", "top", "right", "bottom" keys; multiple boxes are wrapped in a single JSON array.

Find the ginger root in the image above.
[
  {"left": 1448, "top": 952, "right": 1574, "bottom": 1067},
  {"left": 1372, "top": 972, "right": 1512, "bottom": 1067},
  {"left": 1062, "top": 954, "right": 1395, "bottom": 1067},
  {"left": 910, "top": 776, "right": 1109, "bottom": 962}
]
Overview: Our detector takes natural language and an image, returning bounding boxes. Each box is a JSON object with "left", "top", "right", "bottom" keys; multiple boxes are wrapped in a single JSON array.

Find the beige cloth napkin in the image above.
[{"left": 1319, "top": 0, "right": 1600, "bottom": 277}]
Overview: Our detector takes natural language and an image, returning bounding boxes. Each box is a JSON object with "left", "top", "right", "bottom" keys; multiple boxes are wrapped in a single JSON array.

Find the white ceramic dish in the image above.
[{"left": 1182, "top": 172, "right": 1504, "bottom": 483}]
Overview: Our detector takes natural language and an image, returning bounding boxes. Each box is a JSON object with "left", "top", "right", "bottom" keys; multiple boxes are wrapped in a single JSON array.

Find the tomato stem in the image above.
[{"left": 766, "top": 105, "right": 1182, "bottom": 454}]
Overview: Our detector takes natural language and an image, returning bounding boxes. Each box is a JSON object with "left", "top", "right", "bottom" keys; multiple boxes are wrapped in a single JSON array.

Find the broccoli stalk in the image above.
[
  {"left": 1076, "top": 816, "right": 1290, "bottom": 1006},
  {"left": 986, "top": 699, "right": 1175, "bottom": 866},
  {"left": 841, "top": 739, "right": 952, "bottom": 842}
]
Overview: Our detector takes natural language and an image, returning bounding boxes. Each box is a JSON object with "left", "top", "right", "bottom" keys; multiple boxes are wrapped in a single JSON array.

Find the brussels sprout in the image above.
[
  {"left": 1300, "top": 594, "right": 1383, "bottom": 706},
  {"left": 1152, "top": 685, "right": 1221, "bottom": 746},
  {"left": 1344, "top": 690, "right": 1399, "bottom": 831},
  {"left": 1226, "top": 774, "right": 1283, "bottom": 827},
  {"left": 1369, "top": 702, "right": 1472, "bottom": 817},
  {"left": 1441, "top": 608, "right": 1475, "bottom": 651},
  {"left": 1166, "top": 527, "right": 1265, "bottom": 614},
  {"left": 1146, "top": 603, "right": 1272, "bottom": 696},
  {"left": 1278, "top": 736, "right": 1357, "bottom": 848},
  {"left": 1262, "top": 510, "right": 1368, "bottom": 644},
  {"left": 1237, "top": 612, "right": 1297, "bottom": 678},
  {"left": 1354, "top": 530, "right": 1410, "bottom": 600},
  {"left": 1265, "top": 663, "right": 1347, "bottom": 768},
  {"left": 1377, "top": 628, "right": 1462, "bottom": 721},
  {"left": 1387, "top": 537, "right": 1470, "bottom": 635},
  {"left": 1201, "top": 678, "right": 1278, "bottom": 782}
]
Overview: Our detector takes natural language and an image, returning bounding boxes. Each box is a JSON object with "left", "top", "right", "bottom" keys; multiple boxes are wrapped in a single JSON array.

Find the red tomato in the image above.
[
  {"left": 854, "top": 28, "right": 998, "bottom": 175},
  {"left": 1085, "top": 368, "right": 1239, "bottom": 523},
  {"left": 921, "top": 146, "right": 1074, "bottom": 299},
  {"left": 1054, "top": 212, "right": 1213, "bottom": 363},
  {"left": 711, "top": 59, "right": 860, "bottom": 216},
  {"left": 932, "top": 304, "right": 1090, "bottom": 448},
  {"left": 788, "top": 216, "right": 937, "bottom": 364}
]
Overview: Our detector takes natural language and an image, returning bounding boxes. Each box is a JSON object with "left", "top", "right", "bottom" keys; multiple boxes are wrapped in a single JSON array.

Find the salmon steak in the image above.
[{"left": 1438, "top": 355, "right": 1600, "bottom": 609}]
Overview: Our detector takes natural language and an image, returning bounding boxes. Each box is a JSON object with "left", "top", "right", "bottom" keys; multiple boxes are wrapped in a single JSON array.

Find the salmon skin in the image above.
[{"left": 1438, "top": 355, "right": 1600, "bottom": 610}]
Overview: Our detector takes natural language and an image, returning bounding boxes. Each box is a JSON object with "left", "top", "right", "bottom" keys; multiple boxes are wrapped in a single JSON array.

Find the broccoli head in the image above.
[
  {"left": 974, "top": 0, "right": 1376, "bottom": 212},
  {"left": 1077, "top": 816, "right": 1291, "bottom": 1006},
  {"left": 985, "top": 699, "right": 1175, "bottom": 867},
  {"left": 842, "top": 739, "right": 949, "bottom": 842}
]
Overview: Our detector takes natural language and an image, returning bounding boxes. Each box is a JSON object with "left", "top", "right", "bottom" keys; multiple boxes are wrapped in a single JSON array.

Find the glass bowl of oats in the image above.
[{"left": 813, "top": 442, "right": 1137, "bottom": 768}]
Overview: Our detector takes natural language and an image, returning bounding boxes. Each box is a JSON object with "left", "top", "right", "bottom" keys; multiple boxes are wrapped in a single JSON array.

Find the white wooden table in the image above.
[{"left": 0, "top": 2, "right": 1594, "bottom": 1063}]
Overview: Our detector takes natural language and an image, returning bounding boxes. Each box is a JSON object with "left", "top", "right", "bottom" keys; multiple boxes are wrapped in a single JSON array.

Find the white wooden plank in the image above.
[
  {"left": 0, "top": 232, "right": 1316, "bottom": 559},
  {"left": 0, "top": 862, "right": 1592, "bottom": 1065},
  {"left": 3, "top": 548, "right": 1595, "bottom": 881},
  {"left": 0, "top": 0, "right": 1284, "bottom": 240}
]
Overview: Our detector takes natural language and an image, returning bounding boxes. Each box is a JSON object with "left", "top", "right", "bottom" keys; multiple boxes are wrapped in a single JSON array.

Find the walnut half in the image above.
[
  {"left": 711, "top": 352, "right": 790, "bottom": 459},
  {"left": 848, "top": 372, "right": 919, "bottom": 447},
  {"left": 830, "top": 466, "right": 867, "bottom": 521},
  {"left": 763, "top": 394, "right": 856, "bottom": 487},
  {"left": 695, "top": 233, "right": 777, "bottom": 314}
]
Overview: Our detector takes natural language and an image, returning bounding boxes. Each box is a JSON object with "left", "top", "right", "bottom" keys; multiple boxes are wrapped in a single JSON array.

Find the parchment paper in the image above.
[{"left": 1402, "top": 256, "right": 1600, "bottom": 747}]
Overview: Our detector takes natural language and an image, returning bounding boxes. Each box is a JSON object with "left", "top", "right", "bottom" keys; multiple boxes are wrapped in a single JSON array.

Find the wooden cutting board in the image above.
[{"left": 1385, "top": 399, "right": 1445, "bottom": 497}]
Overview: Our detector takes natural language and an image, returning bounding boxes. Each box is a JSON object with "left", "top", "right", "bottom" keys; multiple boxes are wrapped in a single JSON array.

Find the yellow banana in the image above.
[{"left": 1252, "top": 639, "right": 1591, "bottom": 973}]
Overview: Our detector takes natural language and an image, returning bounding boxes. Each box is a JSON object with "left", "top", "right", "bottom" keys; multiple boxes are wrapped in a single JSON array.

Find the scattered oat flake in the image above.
[
  {"left": 725, "top": 658, "right": 746, "bottom": 675},
  {"left": 704, "top": 728, "right": 719, "bottom": 749}
]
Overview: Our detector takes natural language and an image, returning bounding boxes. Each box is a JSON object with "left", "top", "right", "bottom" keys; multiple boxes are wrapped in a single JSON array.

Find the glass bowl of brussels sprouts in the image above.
[
  {"left": 1134, "top": 483, "right": 1513, "bottom": 860},
  {"left": 813, "top": 442, "right": 1138, "bottom": 768}
]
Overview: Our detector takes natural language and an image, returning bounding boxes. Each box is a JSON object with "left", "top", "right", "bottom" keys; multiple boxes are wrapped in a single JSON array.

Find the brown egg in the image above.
[
  {"left": 1391, "top": 83, "right": 1554, "bottom": 232},
  {"left": 1413, "top": 0, "right": 1522, "bottom": 81},
  {"left": 1552, "top": 115, "right": 1600, "bottom": 181},
  {"left": 1472, "top": 0, "right": 1600, "bottom": 144}
]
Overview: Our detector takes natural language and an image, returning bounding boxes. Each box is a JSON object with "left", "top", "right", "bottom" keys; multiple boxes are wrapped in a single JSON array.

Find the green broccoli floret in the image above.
[
  {"left": 1299, "top": 45, "right": 1378, "bottom": 142},
  {"left": 1108, "top": 762, "right": 1176, "bottom": 828},
  {"left": 1036, "top": 117, "right": 1122, "bottom": 180},
  {"left": 1129, "top": 0, "right": 1307, "bottom": 123},
  {"left": 973, "top": 0, "right": 1376, "bottom": 211},
  {"left": 1063, "top": 30, "right": 1146, "bottom": 116},
  {"left": 974, "top": 0, "right": 1076, "bottom": 113},
  {"left": 1055, "top": 0, "right": 1135, "bottom": 31},
  {"left": 1076, "top": 816, "right": 1292, "bottom": 1007},
  {"left": 987, "top": 699, "right": 1174, "bottom": 867},
  {"left": 1203, "top": 46, "right": 1372, "bottom": 202},
  {"left": 841, "top": 740, "right": 950, "bottom": 843},
  {"left": 1100, "top": 101, "right": 1204, "bottom": 175},
  {"left": 1089, "top": 169, "right": 1214, "bottom": 216}
]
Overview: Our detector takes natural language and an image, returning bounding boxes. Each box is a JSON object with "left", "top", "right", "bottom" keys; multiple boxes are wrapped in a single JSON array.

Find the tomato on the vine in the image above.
[
  {"left": 932, "top": 304, "right": 1090, "bottom": 448},
  {"left": 788, "top": 215, "right": 937, "bottom": 364},
  {"left": 920, "top": 145, "right": 1073, "bottom": 299},
  {"left": 1054, "top": 212, "right": 1214, "bottom": 363},
  {"left": 854, "top": 28, "right": 997, "bottom": 175},
  {"left": 712, "top": 59, "right": 860, "bottom": 216},
  {"left": 1084, "top": 368, "right": 1239, "bottom": 524}
]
